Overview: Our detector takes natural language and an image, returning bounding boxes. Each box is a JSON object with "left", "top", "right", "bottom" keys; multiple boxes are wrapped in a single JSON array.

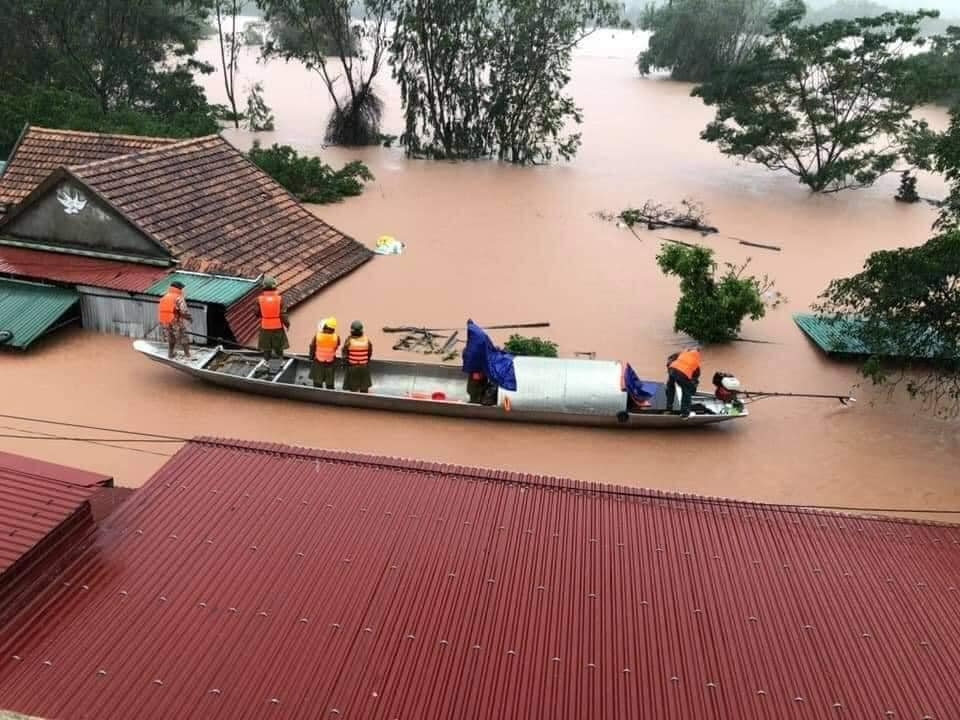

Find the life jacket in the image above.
[
  {"left": 315, "top": 331, "right": 339, "bottom": 362},
  {"left": 258, "top": 290, "right": 283, "bottom": 330},
  {"left": 157, "top": 287, "right": 182, "bottom": 326},
  {"left": 669, "top": 349, "right": 701, "bottom": 380},
  {"left": 346, "top": 335, "right": 371, "bottom": 365}
]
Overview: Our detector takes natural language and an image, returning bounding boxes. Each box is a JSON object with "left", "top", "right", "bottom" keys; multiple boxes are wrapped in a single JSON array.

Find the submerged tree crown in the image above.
[{"left": 694, "top": 3, "right": 940, "bottom": 193}]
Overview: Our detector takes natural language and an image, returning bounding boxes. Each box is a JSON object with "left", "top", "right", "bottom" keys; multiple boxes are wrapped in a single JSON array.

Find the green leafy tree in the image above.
[
  {"left": 638, "top": 0, "right": 773, "bottom": 82},
  {"left": 903, "top": 26, "right": 960, "bottom": 107},
  {"left": 257, "top": 0, "right": 393, "bottom": 145},
  {"left": 816, "top": 230, "right": 960, "bottom": 416},
  {"left": 656, "top": 244, "right": 780, "bottom": 342},
  {"left": 391, "top": 0, "right": 616, "bottom": 164},
  {"left": 215, "top": 0, "right": 244, "bottom": 128},
  {"left": 694, "top": 3, "right": 939, "bottom": 192},
  {"left": 244, "top": 83, "right": 276, "bottom": 131},
  {"left": 504, "top": 335, "right": 560, "bottom": 357},
  {"left": 246, "top": 141, "right": 374, "bottom": 202}
]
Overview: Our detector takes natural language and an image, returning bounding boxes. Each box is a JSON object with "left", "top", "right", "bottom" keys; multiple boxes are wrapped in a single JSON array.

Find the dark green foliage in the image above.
[
  {"left": 933, "top": 108, "right": 960, "bottom": 231},
  {"left": 656, "top": 244, "right": 779, "bottom": 343},
  {"left": 246, "top": 141, "right": 374, "bottom": 203},
  {"left": 257, "top": 0, "right": 392, "bottom": 145},
  {"left": 0, "top": 85, "right": 220, "bottom": 159},
  {"left": 816, "top": 230, "right": 960, "bottom": 416},
  {"left": 902, "top": 26, "right": 960, "bottom": 107},
  {"left": 694, "top": 5, "right": 938, "bottom": 193},
  {"left": 504, "top": 335, "right": 560, "bottom": 357},
  {"left": 244, "top": 83, "right": 276, "bottom": 131},
  {"left": 391, "top": 0, "right": 618, "bottom": 164},
  {"left": 895, "top": 171, "right": 919, "bottom": 203},
  {"left": 637, "top": 0, "right": 773, "bottom": 82}
]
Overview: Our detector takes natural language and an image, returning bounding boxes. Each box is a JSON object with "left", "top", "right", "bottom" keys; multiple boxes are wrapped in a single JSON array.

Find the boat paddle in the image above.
[
  {"left": 739, "top": 389, "right": 856, "bottom": 406},
  {"left": 382, "top": 322, "right": 550, "bottom": 333}
]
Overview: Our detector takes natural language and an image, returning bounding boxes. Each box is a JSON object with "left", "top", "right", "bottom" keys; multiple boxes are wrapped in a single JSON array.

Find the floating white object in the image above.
[{"left": 374, "top": 235, "right": 405, "bottom": 255}]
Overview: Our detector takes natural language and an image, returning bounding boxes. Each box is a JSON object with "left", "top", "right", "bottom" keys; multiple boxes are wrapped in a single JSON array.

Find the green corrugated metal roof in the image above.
[
  {"left": 0, "top": 279, "right": 78, "bottom": 349},
  {"left": 146, "top": 272, "right": 257, "bottom": 306},
  {"left": 794, "top": 313, "right": 950, "bottom": 359}
]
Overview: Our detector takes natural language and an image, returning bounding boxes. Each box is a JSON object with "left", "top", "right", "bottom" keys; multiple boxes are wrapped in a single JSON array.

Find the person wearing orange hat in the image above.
[{"left": 309, "top": 317, "right": 340, "bottom": 389}]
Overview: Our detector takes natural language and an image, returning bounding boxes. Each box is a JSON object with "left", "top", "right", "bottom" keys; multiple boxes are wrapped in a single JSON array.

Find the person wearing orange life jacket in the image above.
[
  {"left": 341, "top": 320, "right": 373, "bottom": 393},
  {"left": 665, "top": 346, "right": 702, "bottom": 419},
  {"left": 253, "top": 276, "right": 290, "bottom": 366},
  {"left": 157, "top": 280, "right": 192, "bottom": 359},
  {"left": 308, "top": 317, "right": 340, "bottom": 389}
]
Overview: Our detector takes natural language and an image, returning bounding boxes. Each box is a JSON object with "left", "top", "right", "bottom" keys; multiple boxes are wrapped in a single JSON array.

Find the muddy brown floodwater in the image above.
[{"left": 1, "top": 30, "right": 957, "bottom": 522}]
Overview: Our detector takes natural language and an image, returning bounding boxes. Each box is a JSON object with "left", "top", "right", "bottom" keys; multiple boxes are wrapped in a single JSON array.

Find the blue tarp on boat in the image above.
[
  {"left": 462, "top": 320, "right": 518, "bottom": 392},
  {"left": 624, "top": 363, "right": 659, "bottom": 401}
]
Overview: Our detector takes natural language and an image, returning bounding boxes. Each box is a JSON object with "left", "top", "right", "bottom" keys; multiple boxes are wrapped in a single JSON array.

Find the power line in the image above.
[
  {"left": 0, "top": 425, "right": 174, "bottom": 458},
  {"left": 0, "top": 413, "right": 958, "bottom": 517}
]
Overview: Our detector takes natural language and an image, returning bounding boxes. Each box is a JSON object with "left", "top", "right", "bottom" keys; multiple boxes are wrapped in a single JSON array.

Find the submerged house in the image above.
[{"left": 0, "top": 127, "right": 372, "bottom": 350}]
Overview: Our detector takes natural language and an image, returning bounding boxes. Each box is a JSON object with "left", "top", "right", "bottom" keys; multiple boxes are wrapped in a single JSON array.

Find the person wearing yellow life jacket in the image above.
[
  {"left": 253, "top": 276, "right": 290, "bottom": 366},
  {"left": 665, "top": 346, "right": 702, "bottom": 419},
  {"left": 341, "top": 320, "right": 373, "bottom": 393},
  {"left": 157, "top": 280, "right": 192, "bottom": 359},
  {"left": 308, "top": 317, "right": 341, "bottom": 389}
]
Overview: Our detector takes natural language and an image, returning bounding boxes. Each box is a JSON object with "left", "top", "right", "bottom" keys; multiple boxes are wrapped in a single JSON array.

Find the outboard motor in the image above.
[{"left": 712, "top": 371, "right": 742, "bottom": 407}]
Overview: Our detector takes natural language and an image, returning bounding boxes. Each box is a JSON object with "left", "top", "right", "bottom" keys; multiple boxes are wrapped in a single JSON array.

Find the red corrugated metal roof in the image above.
[
  {"left": 0, "top": 438, "right": 958, "bottom": 720},
  {"left": 0, "top": 451, "right": 112, "bottom": 575},
  {"left": 0, "top": 246, "right": 167, "bottom": 292},
  {"left": 224, "top": 289, "right": 260, "bottom": 345}
]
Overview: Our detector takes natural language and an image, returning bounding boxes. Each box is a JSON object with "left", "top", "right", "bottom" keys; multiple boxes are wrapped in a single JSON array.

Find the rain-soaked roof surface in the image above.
[{"left": 0, "top": 438, "right": 958, "bottom": 719}]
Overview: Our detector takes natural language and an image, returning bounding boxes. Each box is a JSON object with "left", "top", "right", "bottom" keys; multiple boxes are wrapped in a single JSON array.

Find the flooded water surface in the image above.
[{"left": 1, "top": 31, "right": 956, "bottom": 522}]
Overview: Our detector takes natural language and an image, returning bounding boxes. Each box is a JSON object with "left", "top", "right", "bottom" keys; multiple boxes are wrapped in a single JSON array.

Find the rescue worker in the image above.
[
  {"left": 157, "top": 280, "right": 192, "bottom": 359},
  {"left": 467, "top": 370, "right": 489, "bottom": 404},
  {"left": 342, "top": 320, "right": 373, "bottom": 393},
  {"left": 309, "top": 317, "right": 340, "bottom": 389},
  {"left": 665, "top": 346, "right": 702, "bottom": 418},
  {"left": 254, "top": 276, "right": 289, "bottom": 369}
]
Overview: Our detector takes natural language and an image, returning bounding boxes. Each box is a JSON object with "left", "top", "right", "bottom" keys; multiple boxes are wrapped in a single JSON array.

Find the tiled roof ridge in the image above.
[
  {"left": 184, "top": 437, "right": 960, "bottom": 529},
  {"left": 25, "top": 126, "right": 185, "bottom": 145},
  {"left": 68, "top": 134, "right": 224, "bottom": 172}
]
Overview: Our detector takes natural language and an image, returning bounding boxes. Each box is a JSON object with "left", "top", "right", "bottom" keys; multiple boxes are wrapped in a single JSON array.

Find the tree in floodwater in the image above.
[
  {"left": 215, "top": 0, "right": 244, "bottom": 127},
  {"left": 816, "top": 230, "right": 960, "bottom": 417},
  {"left": 694, "top": 3, "right": 940, "bottom": 193},
  {"left": 391, "top": 0, "right": 618, "bottom": 163},
  {"left": 244, "top": 82, "right": 275, "bottom": 131},
  {"left": 637, "top": 0, "right": 773, "bottom": 82},
  {"left": 257, "top": 0, "right": 393, "bottom": 145}
]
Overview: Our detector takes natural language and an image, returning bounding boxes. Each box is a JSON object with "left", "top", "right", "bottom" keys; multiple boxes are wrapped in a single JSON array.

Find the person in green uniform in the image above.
[
  {"left": 342, "top": 320, "right": 373, "bottom": 393},
  {"left": 253, "top": 277, "right": 290, "bottom": 371}
]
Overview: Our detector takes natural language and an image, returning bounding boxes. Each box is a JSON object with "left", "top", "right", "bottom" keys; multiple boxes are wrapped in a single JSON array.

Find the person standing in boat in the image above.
[
  {"left": 309, "top": 317, "right": 340, "bottom": 389},
  {"left": 157, "top": 280, "right": 192, "bottom": 360},
  {"left": 342, "top": 320, "right": 373, "bottom": 393},
  {"left": 664, "top": 346, "right": 702, "bottom": 418},
  {"left": 254, "top": 276, "right": 290, "bottom": 368}
]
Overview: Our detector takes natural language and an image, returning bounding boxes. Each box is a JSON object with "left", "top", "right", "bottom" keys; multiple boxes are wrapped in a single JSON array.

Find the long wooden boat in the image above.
[{"left": 133, "top": 340, "right": 748, "bottom": 429}]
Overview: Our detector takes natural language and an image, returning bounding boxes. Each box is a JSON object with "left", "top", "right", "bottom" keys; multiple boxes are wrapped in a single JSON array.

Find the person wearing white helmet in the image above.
[{"left": 308, "top": 317, "right": 340, "bottom": 389}]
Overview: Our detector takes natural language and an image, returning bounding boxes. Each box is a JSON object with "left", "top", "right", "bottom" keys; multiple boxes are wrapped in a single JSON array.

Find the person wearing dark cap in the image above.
[
  {"left": 157, "top": 280, "right": 192, "bottom": 359},
  {"left": 341, "top": 320, "right": 373, "bottom": 392},
  {"left": 253, "top": 276, "right": 290, "bottom": 371}
]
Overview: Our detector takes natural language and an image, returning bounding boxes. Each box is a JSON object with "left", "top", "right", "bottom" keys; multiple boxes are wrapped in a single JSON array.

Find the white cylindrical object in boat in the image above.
[{"left": 497, "top": 356, "right": 627, "bottom": 415}]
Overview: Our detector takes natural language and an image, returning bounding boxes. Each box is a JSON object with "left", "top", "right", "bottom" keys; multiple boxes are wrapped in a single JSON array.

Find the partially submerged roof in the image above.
[
  {"left": 66, "top": 135, "right": 372, "bottom": 305},
  {"left": 0, "top": 244, "right": 167, "bottom": 293},
  {"left": 0, "top": 438, "right": 957, "bottom": 719},
  {"left": 0, "top": 127, "right": 178, "bottom": 209},
  {"left": 0, "top": 451, "right": 112, "bottom": 575},
  {"left": 794, "top": 313, "right": 953, "bottom": 360},
  {"left": 145, "top": 271, "right": 257, "bottom": 306},
  {"left": 0, "top": 279, "right": 78, "bottom": 349}
]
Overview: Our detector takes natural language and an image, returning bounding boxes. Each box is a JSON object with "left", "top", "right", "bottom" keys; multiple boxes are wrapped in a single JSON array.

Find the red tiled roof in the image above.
[
  {"left": 224, "top": 289, "right": 261, "bottom": 345},
  {"left": 0, "top": 245, "right": 168, "bottom": 292},
  {"left": 1, "top": 438, "right": 958, "bottom": 720},
  {"left": 66, "top": 135, "right": 372, "bottom": 306},
  {"left": 0, "top": 126, "right": 178, "bottom": 208},
  {"left": 0, "top": 451, "right": 112, "bottom": 575}
]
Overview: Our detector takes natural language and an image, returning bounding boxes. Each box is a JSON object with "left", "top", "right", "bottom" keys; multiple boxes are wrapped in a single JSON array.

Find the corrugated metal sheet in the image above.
[
  {"left": 794, "top": 313, "right": 948, "bottom": 359},
  {"left": 224, "top": 289, "right": 260, "bottom": 345},
  {"left": 146, "top": 272, "right": 257, "bottom": 306},
  {"left": 78, "top": 287, "right": 207, "bottom": 343},
  {"left": 0, "top": 279, "right": 78, "bottom": 349},
  {"left": 1, "top": 438, "right": 959, "bottom": 720},
  {"left": 0, "top": 451, "right": 111, "bottom": 575},
  {"left": 0, "top": 245, "right": 167, "bottom": 292}
]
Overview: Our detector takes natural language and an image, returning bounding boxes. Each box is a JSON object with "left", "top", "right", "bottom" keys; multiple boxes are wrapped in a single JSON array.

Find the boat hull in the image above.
[{"left": 133, "top": 341, "right": 747, "bottom": 429}]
